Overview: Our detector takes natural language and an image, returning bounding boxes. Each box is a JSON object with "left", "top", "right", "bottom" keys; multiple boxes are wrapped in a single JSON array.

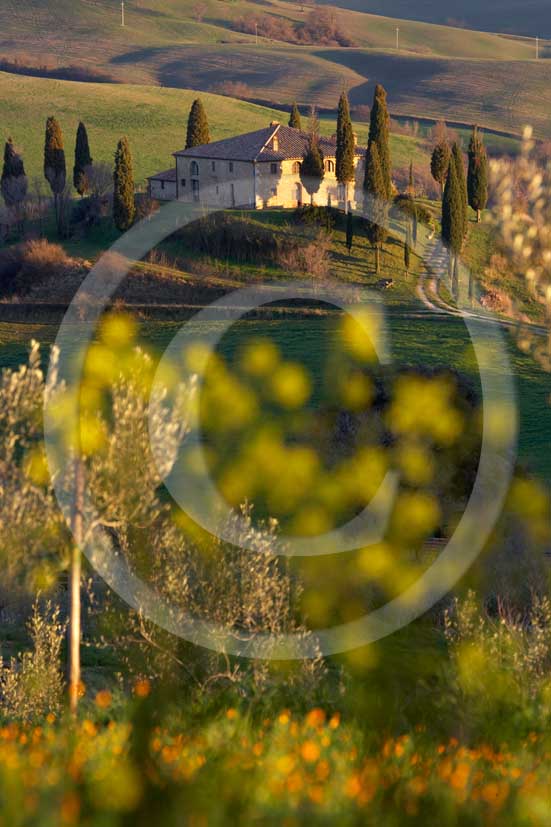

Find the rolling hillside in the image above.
[
  {"left": 3, "top": 0, "right": 551, "bottom": 139},
  {"left": 4, "top": 0, "right": 543, "bottom": 64},
  {"left": 0, "top": 71, "right": 428, "bottom": 185},
  {"left": 322, "top": 49, "right": 551, "bottom": 137},
  {"left": 321, "top": 0, "right": 551, "bottom": 39}
]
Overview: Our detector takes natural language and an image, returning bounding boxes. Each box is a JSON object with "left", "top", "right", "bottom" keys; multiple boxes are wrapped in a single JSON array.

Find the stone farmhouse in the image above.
[{"left": 148, "top": 121, "right": 366, "bottom": 210}]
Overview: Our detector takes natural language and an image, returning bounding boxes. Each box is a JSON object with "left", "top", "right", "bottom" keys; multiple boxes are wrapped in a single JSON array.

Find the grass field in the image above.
[
  {"left": 0, "top": 71, "right": 431, "bottom": 185},
  {"left": 319, "top": 49, "right": 551, "bottom": 138},
  {"left": 2, "top": 311, "right": 550, "bottom": 481},
  {"left": 4, "top": 0, "right": 551, "bottom": 139},
  {"left": 4, "top": 0, "right": 544, "bottom": 65},
  {"left": 320, "top": 0, "right": 551, "bottom": 39}
]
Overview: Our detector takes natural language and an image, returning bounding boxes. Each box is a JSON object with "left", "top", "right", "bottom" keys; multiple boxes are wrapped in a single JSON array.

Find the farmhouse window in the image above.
[
  {"left": 324, "top": 160, "right": 335, "bottom": 172},
  {"left": 292, "top": 161, "right": 301, "bottom": 174},
  {"left": 161, "top": 181, "right": 165, "bottom": 190},
  {"left": 270, "top": 163, "right": 278, "bottom": 174},
  {"left": 181, "top": 179, "right": 186, "bottom": 187},
  {"left": 212, "top": 161, "right": 216, "bottom": 172},
  {"left": 229, "top": 161, "right": 234, "bottom": 173},
  {"left": 190, "top": 161, "right": 199, "bottom": 176}
]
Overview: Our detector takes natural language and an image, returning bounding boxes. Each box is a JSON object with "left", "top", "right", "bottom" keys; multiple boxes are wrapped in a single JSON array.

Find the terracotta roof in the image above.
[
  {"left": 174, "top": 124, "right": 365, "bottom": 162},
  {"left": 147, "top": 167, "right": 176, "bottom": 182}
]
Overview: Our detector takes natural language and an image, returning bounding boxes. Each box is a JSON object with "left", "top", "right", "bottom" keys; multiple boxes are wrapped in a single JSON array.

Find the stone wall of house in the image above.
[
  {"left": 255, "top": 157, "right": 365, "bottom": 210},
  {"left": 171, "top": 154, "right": 366, "bottom": 211},
  {"left": 149, "top": 178, "right": 177, "bottom": 201},
  {"left": 175, "top": 156, "right": 256, "bottom": 208}
]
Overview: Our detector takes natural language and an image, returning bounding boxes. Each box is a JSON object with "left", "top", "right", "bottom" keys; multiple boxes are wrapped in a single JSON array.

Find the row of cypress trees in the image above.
[
  {"left": 1, "top": 119, "right": 136, "bottom": 234},
  {"left": 288, "top": 86, "right": 393, "bottom": 273},
  {"left": 441, "top": 128, "right": 488, "bottom": 272}
]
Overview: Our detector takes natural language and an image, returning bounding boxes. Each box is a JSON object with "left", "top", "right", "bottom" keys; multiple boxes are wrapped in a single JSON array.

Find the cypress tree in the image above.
[
  {"left": 300, "top": 137, "right": 324, "bottom": 205},
  {"left": 467, "top": 125, "right": 488, "bottom": 223},
  {"left": 185, "top": 98, "right": 210, "bottom": 149},
  {"left": 73, "top": 121, "right": 93, "bottom": 196},
  {"left": 336, "top": 90, "right": 355, "bottom": 206},
  {"left": 44, "top": 116, "right": 66, "bottom": 232},
  {"left": 407, "top": 160, "right": 418, "bottom": 245},
  {"left": 431, "top": 139, "right": 450, "bottom": 194},
  {"left": 452, "top": 142, "right": 467, "bottom": 236},
  {"left": 442, "top": 157, "right": 464, "bottom": 273},
  {"left": 1, "top": 137, "right": 28, "bottom": 210},
  {"left": 408, "top": 160, "right": 415, "bottom": 196},
  {"left": 412, "top": 205, "right": 418, "bottom": 246},
  {"left": 363, "top": 142, "right": 386, "bottom": 274},
  {"left": 368, "top": 83, "right": 392, "bottom": 199},
  {"left": 404, "top": 224, "right": 411, "bottom": 277},
  {"left": 289, "top": 102, "right": 302, "bottom": 130},
  {"left": 113, "top": 137, "right": 135, "bottom": 231},
  {"left": 346, "top": 208, "right": 354, "bottom": 252}
]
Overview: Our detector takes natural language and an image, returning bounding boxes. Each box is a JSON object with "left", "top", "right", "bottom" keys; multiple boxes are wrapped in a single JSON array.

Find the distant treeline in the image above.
[{"left": 233, "top": 8, "right": 355, "bottom": 47}]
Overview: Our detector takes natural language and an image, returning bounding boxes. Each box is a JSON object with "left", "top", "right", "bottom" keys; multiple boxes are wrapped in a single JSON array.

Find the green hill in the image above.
[
  {"left": 3, "top": 0, "right": 542, "bottom": 66},
  {"left": 0, "top": 71, "right": 428, "bottom": 185},
  {"left": 3, "top": 0, "right": 551, "bottom": 140}
]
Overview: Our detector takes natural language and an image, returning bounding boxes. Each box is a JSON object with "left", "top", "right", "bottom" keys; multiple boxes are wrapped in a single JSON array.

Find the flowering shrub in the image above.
[{"left": 0, "top": 701, "right": 549, "bottom": 826}]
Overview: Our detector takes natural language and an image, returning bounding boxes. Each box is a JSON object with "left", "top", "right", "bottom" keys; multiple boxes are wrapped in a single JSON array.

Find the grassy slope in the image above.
[
  {"left": 4, "top": 0, "right": 551, "bottom": 139},
  {"left": 0, "top": 71, "right": 428, "bottom": 185},
  {"left": 5, "top": 0, "right": 542, "bottom": 62},
  {"left": 319, "top": 0, "right": 551, "bottom": 39},
  {"left": 320, "top": 49, "right": 551, "bottom": 137}
]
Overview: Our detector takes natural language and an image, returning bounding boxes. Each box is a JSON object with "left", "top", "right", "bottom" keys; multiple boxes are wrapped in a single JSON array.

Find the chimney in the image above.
[{"left": 270, "top": 122, "right": 280, "bottom": 152}]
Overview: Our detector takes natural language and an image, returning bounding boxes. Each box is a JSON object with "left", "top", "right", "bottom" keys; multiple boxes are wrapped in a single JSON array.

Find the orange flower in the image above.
[
  {"left": 315, "top": 760, "right": 330, "bottom": 781},
  {"left": 134, "top": 678, "right": 151, "bottom": 698},
  {"left": 345, "top": 773, "right": 362, "bottom": 798},
  {"left": 60, "top": 792, "right": 80, "bottom": 825},
  {"left": 95, "top": 690, "right": 112, "bottom": 709},
  {"left": 226, "top": 708, "right": 238, "bottom": 721},
  {"left": 328, "top": 713, "right": 340, "bottom": 730},
  {"left": 308, "top": 785, "right": 324, "bottom": 804},
  {"left": 301, "top": 741, "right": 320, "bottom": 763},
  {"left": 306, "top": 708, "right": 326, "bottom": 729},
  {"left": 449, "top": 762, "right": 471, "bottom": 792},
  {"left": 479, "top": 781, "right": 510, "bottom": 809}
]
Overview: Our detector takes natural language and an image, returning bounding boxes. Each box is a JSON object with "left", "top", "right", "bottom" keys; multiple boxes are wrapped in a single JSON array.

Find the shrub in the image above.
[
  {"left": 293, "top": 205, "right": 338, "bottom": 230},
  {"left": 0, "top": 601, "right": 66, "bottom": 723},
  {"left": 209, "top": 81, "right": 252, "bottom": 100},
  {"left": 16, "top": 239, "right": 78, "bottom": 294},
  {"left": 392, "top": 195, "right": 432, "bottom": 224},
  {"left": 277, "top": 229, "right": 332, "bottom": 279}
]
